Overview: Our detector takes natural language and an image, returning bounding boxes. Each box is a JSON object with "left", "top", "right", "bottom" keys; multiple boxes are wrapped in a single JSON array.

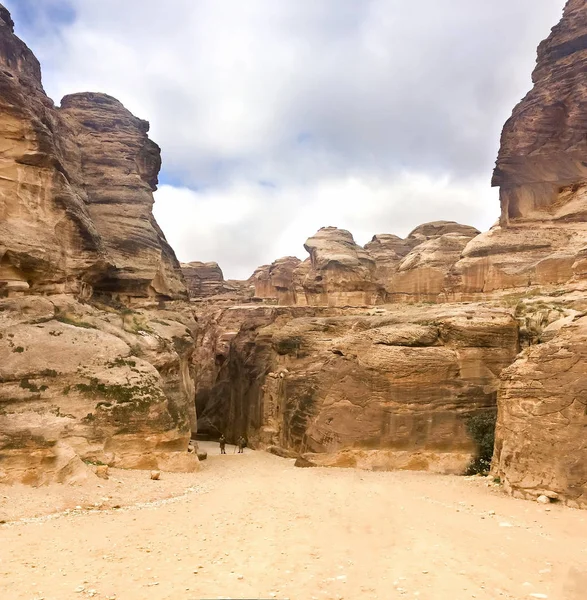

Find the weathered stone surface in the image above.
[
  {"left": 0, "top": 295, "right": 199, "bottom": 484},
  {"left": 487, "top": 1, "right": 587, "bottom": 508},
  {"left": 0, "top": 6, "right": 197, "bottom": 483},
  {"left": 0, "top": 7, "right": 185, "bottom": 301},
  {"left": 181, "top": 261, "right": 226, "bottom": 298},
  {"left": 493, "top": 315, "right": 587, "bottom": 508},
  {"left": 390, "top": 230, "right": 479, "bottom": 302},
  {"left": 364, "top": 233, "right": 417, "bottom": 284},
  {"left": 294, "top": 227, "right": 384, "bottom": 307},
  {"left": 194, "top": 302, "right": 519, "bottom": 473},
  {"left": 59, "top": 92, "right": 186, "bottom": 301},
  {"left": 250, "top": 257, "right": 301, "bottom": 304},
  {"left": 493, "top": 0, "right": 587, "bottom": 224},
  {"left": 452, "top": 222, "right": 587, "bottom": 295}
]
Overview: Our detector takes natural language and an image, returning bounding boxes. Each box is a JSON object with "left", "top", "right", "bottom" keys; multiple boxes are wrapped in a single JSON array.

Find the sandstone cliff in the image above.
[
  {"left": 192, "top": 301, "right": 521, "bottom": 474},
  {"left": 489, "top": 0, "right": 587, "bottom": 508},
  {"left": 0, "top": 7, "right": 185, "bottom": 302},
  {"left": 0, "top": 5, "right": 197, "bottom": 483},
  {"left": 182, "top": 261, "right": 226, "bottom": 298}
]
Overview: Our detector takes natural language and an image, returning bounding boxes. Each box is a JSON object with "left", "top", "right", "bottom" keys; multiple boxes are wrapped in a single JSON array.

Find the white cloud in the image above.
[
  {"left": 6, "top": 0, "right": 568, "bottom": 278},
  {"left": 154, "top": 172, "right": 497, "bottom": 279}
]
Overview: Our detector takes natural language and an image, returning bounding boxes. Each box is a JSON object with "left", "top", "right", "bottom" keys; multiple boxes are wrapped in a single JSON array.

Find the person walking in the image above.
[
  {"left": 219, "top": 434, "right": 226, "bottom": 454},
  {"left": 237, "top": 436, "right": 246, "bottom": 454}
]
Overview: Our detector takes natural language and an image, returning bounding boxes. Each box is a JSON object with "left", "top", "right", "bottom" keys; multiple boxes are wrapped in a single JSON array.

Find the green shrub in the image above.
[
  {"left": 19, "top": 379, "right": 48, "bottom": 393},
  {"left": 465, "top": 412, "right": 497, "bottom": 475}
]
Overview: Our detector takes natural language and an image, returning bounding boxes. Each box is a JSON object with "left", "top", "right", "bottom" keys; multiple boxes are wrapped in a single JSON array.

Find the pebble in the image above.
[
  {"left": 536, "top": 495, "right": 550, "bottom": 505},
  {"left": 150, "top": 471, "right": 161, "bottom": 481},
  {"left": 529, "top": 594, "right": 548, "bottom": 599}
]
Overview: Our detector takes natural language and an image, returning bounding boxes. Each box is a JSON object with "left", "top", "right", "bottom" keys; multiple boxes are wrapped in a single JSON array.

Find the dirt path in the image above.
[{"left": 1, "top": 444, "right": 587, "bottom": 600}]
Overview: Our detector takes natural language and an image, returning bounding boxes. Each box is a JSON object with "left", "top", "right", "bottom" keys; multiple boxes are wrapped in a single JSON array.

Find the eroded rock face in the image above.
[
  {"left": 493, "top": 316, "right": 587, "bottom": 508},
  {"left": 295, "top": 227, "right": 384, "bottom": 307},
  {"left": 493, "top": 0, "right": 587, "bottom": 224},
  {"left": 390, "top": 228, "right": 479, "bottom": 302},
  {"left": 59, "top": 93, "right": 186, "bottom": 301},
  {"left": 0, "top": 8, "right": 185, "bottom": 302},
  {"left": 487, "top": 0, "right": 587, "bottom": 507},
  {"left": 194, "top": 302, "right": 519, "bottom": 474},
  {"left": 0, "top": 296, "right": 199, "bottom": 484},
  {"left": 0, "top": 5, "right": 197, "bottom": 483},
  {"left": 250, "top": 257, "right": 301, "bottom": 304},
  {"left": 181, "top": 261, "right": 226, "bottom": 298}
]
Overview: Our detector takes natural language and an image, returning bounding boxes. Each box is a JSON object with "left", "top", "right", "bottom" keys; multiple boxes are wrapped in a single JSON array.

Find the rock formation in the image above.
[
  {"left": 246, "top": 222, "right": 480, "bottom": 308},
  {"left": 193, "top": 302, "right": 519, "bottom": 473},
  {"left": 488, "top": 0, "right": 587, "bottom": 507},
  {"left": 182, "top": 261, "right": 226, "bottom": 298},
  {"left": 493, "top": 314, "right": 587, "bottom": 508},
  {"left": 0, "top": 6, "right": 184, "bottom": 302},
  {"left": 250, "top": 256, "right": 301, "bottom": 304},
  {"left": 3, "top": 0, "right": 587, "bottom": 511},
  {"left": 297, "top": 227, "right": 383, "bottom": 307},
  {"left": 0, "top": 5, "right": 197, "bottom": 484},
  {"left": 450, "top": 0, "right": 587, "bottom": 298}
]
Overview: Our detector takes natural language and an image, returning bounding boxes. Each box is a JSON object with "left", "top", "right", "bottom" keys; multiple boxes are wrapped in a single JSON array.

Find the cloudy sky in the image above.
[{"left": 6, "top": 0, "right": 566, "bottom": 278}]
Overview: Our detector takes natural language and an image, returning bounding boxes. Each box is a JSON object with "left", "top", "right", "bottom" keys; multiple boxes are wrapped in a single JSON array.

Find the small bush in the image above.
[
  {"left": 20, "top": 379, "right": 48, "bottom": 393},
  {"left": 12, "top": 346, "right": 24, "bottom": 353},
  {"left": 465, "top": 412, "right": 497, "bottom": 475}
]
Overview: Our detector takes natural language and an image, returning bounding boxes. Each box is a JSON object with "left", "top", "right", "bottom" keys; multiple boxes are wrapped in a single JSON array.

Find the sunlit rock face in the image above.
[
  {"left": 0, "top": 5, "right": 197, "bottom": 483},
  {"left": 0, "top": 7, "right": 185, "bottom": 302},
  {"left": 488, "top": 0, "right": 587, "bottom": 507},
  {"left": 193, "top": 302, "right": 519, "bottom": 474},
  {"left": 297, "top": 227, "right": 384, "bottom": 307}
]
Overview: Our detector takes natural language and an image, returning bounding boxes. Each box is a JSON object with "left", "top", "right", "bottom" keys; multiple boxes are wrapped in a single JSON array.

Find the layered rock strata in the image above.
[
  {"left": 193, "top": 302, "right": 519, "bottom": 474},
  {"left": 489, "top": 0, "right": 587, "bottom": 507},
  {"left": 0, "top": 5, "right": 197, "bottom": 483},
  {"left": 0, "top": 8, "right": 184, "bottom": 301},
  {"left": 181, "top": 261, "right": 226, "bottom": 298}
]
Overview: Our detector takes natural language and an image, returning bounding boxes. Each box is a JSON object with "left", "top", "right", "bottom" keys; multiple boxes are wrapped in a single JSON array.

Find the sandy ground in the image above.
[{"left": 1, "top": 443, "right": 587, "bottom": 600}]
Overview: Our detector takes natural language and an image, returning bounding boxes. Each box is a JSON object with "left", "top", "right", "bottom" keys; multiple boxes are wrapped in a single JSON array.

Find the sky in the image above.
[{"left": 5, "top": 0, "right": 567, "bottom": 279}]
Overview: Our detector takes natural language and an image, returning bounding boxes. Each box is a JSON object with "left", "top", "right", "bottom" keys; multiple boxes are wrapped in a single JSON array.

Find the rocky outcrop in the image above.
[
  {"left": 59, "top": 93, "right": 186, "bottom": 301},
  {"left": 493, "top": 0, "right": 587, "bottom": 225},
  {"left": 249, "top": 223, "right": 480, "bottom": 307},
  {"left": 493, "top": 315, "right": 587, "bottom": 508},
  {"left": 0, "top": 5, "right": 197, "bottom": 483},
  {"left": 193, "top": 302, "right": 519, "bottom": 473},
  {"left": 389, "top": 225, "right": 479, "bottom": 302},
  {"left": 450, "top": 0, "right": 587, "bottom": 298},
  {"left": 488, "top": 0, "right": 587, "bottom": 507},
  {"left": 181, "top": 261, "right": 226, "bottom": 298},
  {"left": 250, "top": 256, "right": 301, "bottom": 304},
  {"left": 0, "top": 7, "right": 185, "bottom": 302},
  {"left": 296, "top": 227, "right": 384, "bottom": 307},
  {"left": 0, "top": 295, "right": 199, "bottom": 484}
]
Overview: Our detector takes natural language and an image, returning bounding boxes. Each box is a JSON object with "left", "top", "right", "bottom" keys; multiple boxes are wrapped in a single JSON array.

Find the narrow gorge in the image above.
[{"left": 1, "top": 0, "right": 586, "bottom": 514}]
